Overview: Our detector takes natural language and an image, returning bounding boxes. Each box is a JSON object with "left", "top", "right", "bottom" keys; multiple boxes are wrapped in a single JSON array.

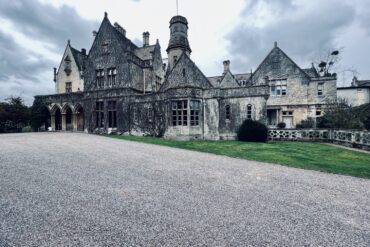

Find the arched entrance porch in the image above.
[
  {"left": 74, "top": 104, "right": 85, "bottom": 132},
  {"left": 54, "top": 108, "right": 62, "bottom": 131}
]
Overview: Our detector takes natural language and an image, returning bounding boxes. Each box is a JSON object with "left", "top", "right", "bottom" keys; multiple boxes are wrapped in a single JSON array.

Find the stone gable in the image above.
[{"left": 160, "top": 53, "right": 213, "bottom": 92}]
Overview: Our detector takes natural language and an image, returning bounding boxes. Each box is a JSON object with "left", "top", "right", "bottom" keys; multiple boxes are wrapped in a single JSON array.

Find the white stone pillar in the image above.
[
  {"left": 62, "top": 114, "right": 66, "bottom": 131},
  {"left": 73, "top": 113, "right": 78, "bottom": 132},
  {"left": 51, "top": 114, "right": 55, "bottom": 131}
]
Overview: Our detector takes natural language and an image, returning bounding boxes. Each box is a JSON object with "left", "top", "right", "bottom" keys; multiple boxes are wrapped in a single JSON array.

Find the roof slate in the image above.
[
  {"left": 70, "top": 47, "right": 87, "bottom": 71},
  {"left": 134, "top": 45, "right": 156, "bottom": 61}
]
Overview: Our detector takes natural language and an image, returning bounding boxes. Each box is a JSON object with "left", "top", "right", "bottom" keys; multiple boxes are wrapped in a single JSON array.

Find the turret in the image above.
[{"left": 166, "top": 15, "right": 191, "bottom": 71}]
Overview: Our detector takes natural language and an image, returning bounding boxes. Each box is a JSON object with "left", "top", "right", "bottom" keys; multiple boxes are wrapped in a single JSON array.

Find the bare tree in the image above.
[{"left": 316, "top": 49, "right": 340, "bottom": 77}]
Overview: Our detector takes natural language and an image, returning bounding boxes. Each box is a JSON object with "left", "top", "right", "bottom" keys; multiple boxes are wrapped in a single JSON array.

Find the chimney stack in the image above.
[
  {"left": 143, "top": 32, "right": 150, "bottom": 47},
  {"left": 223, "top": 60, "right": 230, "bottom": 74},
  {"left": 93, "top": 31, "right": 97, "bottom": 37},
  {"left": 114, "top": 22, "right": 126, "bottom": 37},
  {"left": 81, "top": 48, "right": 86, "bottom": 55},
  {"left": 53, "top": 67, "right": 57, "bottom": 82}
]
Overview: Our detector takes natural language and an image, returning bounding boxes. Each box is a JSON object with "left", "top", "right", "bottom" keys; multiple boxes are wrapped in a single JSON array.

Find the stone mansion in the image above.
[{"left": 36, "top": 13, "right": 337, "bottom": 140}]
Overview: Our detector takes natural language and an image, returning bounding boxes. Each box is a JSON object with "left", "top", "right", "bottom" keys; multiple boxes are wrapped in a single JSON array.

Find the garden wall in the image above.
[{"left": 268, "top": 129, "right": 370, "bottom": 151}]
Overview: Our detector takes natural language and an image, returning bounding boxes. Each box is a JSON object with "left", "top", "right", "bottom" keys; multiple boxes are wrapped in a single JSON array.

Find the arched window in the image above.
[
  {"left": 225, "top": 105, "right": 230, "bottom": 121},
  {"left": 247, "top": 104, "right": 252, "bottom": 119}
]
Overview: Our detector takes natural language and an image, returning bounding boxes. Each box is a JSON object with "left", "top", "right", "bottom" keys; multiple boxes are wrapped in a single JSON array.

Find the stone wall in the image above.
[
  {"left": 269, "top": 128, "right": 370, "bottom": 150},
  {"left": 337, "top": 87, "right": 370, "bottom": 106}
]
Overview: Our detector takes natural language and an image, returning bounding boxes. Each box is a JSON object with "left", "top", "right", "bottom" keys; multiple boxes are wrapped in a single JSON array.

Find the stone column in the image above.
[
  {"left": 73, "top": 113, "right": 78, "bottom": 132},
  {"left": 62, "top": 114, "right": 66, "bottom": 131},
  {"left": 51, "top": 114, "right": 55, "bottom": 131}
]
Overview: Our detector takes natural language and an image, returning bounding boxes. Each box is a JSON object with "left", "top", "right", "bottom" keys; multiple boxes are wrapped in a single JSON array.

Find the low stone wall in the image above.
[{"left": 268, "top": 129, "right": 370, "bottom": 151}]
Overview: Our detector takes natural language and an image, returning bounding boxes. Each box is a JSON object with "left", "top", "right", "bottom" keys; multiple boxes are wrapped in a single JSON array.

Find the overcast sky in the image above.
[{"left": 1, "top": 0, "right": 370, "bottom": 104}]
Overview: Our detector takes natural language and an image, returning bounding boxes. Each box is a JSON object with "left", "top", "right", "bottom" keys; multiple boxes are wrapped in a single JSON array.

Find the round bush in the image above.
[
  {"left": 237, "top": 119, "right": 268, "bottom": 142},
  {"left": 277, "top": 122, "right": 286, "bottom": 129}
]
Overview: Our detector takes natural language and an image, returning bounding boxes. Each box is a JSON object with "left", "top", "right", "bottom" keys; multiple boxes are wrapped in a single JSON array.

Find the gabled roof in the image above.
[
  {"left": 252, "top": 45, "right": 311, "bottom": 82},
  {"left": 134, "top": 45, "right": 156, "bottom": 61},
  {"left": 302, "top": 66, "right": 319, "bottom": 78},
  {"left": 219, "top": 71, "right": 240, "bottom": 88},
  {"left": 70, "top": 47, "right": 87, "bottom": 71},
  {"left": 208, "top": 73, "right": 252, "bottom": 88},
  {"left": 160, "top": 53, "right": 213, "bottom": 91},
  {"left": 207, "top": 75, "right": 222, "bottom": 87},
  {"left": 89, "top": 14, "right": 138, "bottom": 57},
  {"left": 56, "top": 41, "right": 85, "bottom": 74}
]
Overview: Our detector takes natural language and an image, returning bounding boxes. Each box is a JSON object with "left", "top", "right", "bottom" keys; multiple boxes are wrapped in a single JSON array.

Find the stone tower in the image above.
[{"left": 166, "top": 15, "right": 192, "bottom": 71}]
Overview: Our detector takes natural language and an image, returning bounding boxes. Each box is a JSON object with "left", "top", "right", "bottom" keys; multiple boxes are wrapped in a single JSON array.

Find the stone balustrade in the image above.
[{"left": 268, "top": 129, "right": 370, "bottom": 151}]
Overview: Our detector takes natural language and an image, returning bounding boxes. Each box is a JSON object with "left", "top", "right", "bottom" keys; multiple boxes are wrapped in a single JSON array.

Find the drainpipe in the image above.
[{"left": 143, "top": 70, "right": 146, "bottom": 94}]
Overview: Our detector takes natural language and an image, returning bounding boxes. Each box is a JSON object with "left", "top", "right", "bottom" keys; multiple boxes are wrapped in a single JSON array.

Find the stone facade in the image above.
[
  {"left": 36, "top": 13, "right": 337, "bottom": 140},
  {"left": 337, "top": 77, "right": 370, "bottom": 106}
]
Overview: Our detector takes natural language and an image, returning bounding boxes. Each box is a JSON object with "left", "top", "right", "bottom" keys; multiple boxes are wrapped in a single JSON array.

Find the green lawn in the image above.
[{"left": 105, "top": 134, "right": 370, "bottom": 179}]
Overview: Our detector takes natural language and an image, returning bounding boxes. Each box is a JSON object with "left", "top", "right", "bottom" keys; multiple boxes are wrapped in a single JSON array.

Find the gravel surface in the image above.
[{"left": 0, "top": 132, "right": 369, "bottom": 246}]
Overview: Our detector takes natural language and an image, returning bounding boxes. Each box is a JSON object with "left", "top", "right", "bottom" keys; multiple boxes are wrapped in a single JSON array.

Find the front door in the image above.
[{"left": 282, "top": 116, "right": 293, "bottom": 128}]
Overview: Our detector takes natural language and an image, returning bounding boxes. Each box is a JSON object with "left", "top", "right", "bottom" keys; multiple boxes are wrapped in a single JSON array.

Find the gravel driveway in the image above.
[{"left": 0, "top": 132, "right": 369, "bottom": 246}]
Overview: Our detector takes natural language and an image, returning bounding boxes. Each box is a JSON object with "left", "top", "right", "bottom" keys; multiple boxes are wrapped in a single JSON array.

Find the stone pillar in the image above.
[
  {"left": 73, "top": 113, "right": 78, "bottom": 132},
  {"left": 51, "top": 114, "right": 55, "bottom": 131},
  {"left": 62, "top": 114, "right": 66, "bottom": 131}
]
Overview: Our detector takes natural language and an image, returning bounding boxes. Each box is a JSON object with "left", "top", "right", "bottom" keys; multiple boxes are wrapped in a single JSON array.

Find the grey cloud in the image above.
[
  {"left": 0, "top": 30, "right": 54, "bottom": 104},
  {"left": 0, "top": 0, "right": 100, "bottom": 104},
  {"left": 0, "top": 0, "right": 99, "bottom": 52},
  {"left": 0, "top": 31, "right": 53, "bottom": 82},
  {"left": 227, "top": 0, "right": 356, "bottom": 73}
]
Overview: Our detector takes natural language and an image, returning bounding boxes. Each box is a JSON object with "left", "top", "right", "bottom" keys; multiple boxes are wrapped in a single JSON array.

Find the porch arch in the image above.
[
  {"left": 74, "top": 104, "right": 85, "bottom": 132},
  {"left": 62, "top": 105, "right": 73, "bottom": 131},
  {"left": 49, "top": 104, "right": 62, "bottom": 131}
]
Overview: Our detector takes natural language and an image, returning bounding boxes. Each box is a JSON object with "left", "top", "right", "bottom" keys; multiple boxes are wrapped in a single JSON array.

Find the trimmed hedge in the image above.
[{"left": 237, "top": 119, "right": 268, "bottom": 142}]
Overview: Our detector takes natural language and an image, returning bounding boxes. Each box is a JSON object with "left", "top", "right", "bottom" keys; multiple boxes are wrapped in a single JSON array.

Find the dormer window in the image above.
[
  {"left": 64, "top": 56, "right": 72, "bottom": 76},
  {"left": 173, "top": 56, "right": 178, "bottom": 64}
]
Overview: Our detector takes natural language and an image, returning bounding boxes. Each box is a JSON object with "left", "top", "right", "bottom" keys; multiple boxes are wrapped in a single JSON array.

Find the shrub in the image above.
[
  {"left": 296, "top": 117, "right": 315, "bottom": 129},
  {"left": 237, "top": 119, "right": 268, "bottom": 142},
  {"left": 277, "top": 122, "right": 286, "bottom": 129},
  {"left": 363, "top": 116, "right": 370, "bottom": 130},
  {"left": 22, "top": 126, "right": 32, "bottom": 132}
]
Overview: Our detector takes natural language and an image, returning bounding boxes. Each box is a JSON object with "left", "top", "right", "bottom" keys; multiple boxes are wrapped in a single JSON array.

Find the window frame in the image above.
[
  {"left": 317, "top": 83, "right": 324, "bottom": 96},
  {"left": 107, "top": 101, "right": 117, "bottom": 128},
  {"left": 171, "top": 100, "right": 188, "bottom": 126},
  {"left": 247, "top": 104, "right": 253, "bottom": 119},
  {"left": 65, "top": 82, "right": 72, "bottom": 93},
  {"left": 225, "top": 105, "right": 231, "bottom": 121},
  {"left": 96, "top": 101, "right": 105, "bottom": 128},
  {"left": 96, "top": 69, "right": 105, "bottom": 88},
  {"left": 107, "top": 67, "right": 117, "bottom": 87},
  {"left": 190, "top": 100, "right": 200, "bottom": 126},
  {"left": 270, "top": 79, "right": 287, "bottom": 96},
  {"left": 148, "top": 108, "right": 153, "bottom": 122}
]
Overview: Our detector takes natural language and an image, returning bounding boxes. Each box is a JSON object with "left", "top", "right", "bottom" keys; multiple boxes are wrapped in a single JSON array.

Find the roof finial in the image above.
[
  {"left": 274, "top": 41, "right": 278, "bottom": 48},
  {"left": 176, "top": 0, "right": 179, "bottom": 15},
  {"left": 67, "top": 39, "right": 70, "bottom": 45},
  {"left": 104, "top": 12, "right": 108, "bottom": 18}
]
